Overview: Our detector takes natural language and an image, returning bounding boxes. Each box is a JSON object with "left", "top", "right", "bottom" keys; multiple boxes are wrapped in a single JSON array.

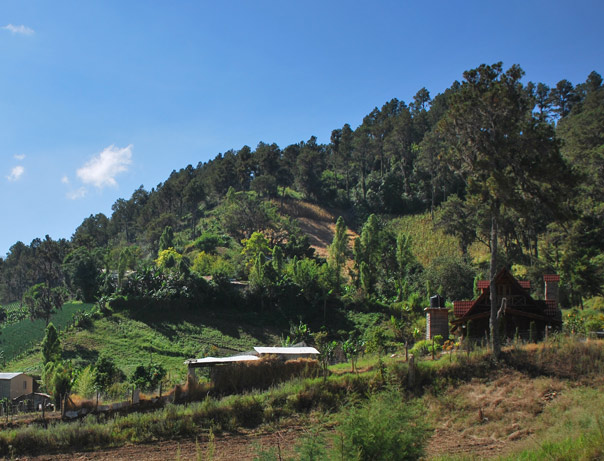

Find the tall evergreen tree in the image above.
[{"left": 438, "top": 62, "right": 570, "bottom": 356}]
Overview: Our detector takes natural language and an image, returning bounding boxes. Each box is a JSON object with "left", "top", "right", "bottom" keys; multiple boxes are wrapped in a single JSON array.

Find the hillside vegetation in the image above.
[{"left": 0, "top": 62, "right": 602, "bottom": 459}]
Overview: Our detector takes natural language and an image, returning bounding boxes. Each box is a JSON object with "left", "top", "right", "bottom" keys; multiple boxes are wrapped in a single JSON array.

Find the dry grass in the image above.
[
  {"left": 425, "top": 370, "right": 566, "bottom": 459},
  {"left": 276, "top": 198, "right": 358, "bottom": 259},
  {"left": 211, "top": 356, "right": 321, "bottom": 394},
  {"left": 276, "top": 199, "right": 337, "bottom": 222}
]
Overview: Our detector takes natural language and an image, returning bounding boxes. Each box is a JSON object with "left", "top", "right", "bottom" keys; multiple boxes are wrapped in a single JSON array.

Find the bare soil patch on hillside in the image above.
[
  {"left": 277, "top": 199, "right": 358, "bottom": 258},
  {"left": 27, "top": 426, "right": 301, "bottom": 461}
]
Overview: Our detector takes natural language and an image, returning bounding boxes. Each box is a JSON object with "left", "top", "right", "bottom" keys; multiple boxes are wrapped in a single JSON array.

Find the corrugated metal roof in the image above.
[
  {"left": 254, "top": 346, "right": 319, "bottom": 355},
  {"left": 0, "top": 373, "right": 24, "bottom": 380},
  {"left": 184, "top": 355, "right": 259, "bottom": 365}
]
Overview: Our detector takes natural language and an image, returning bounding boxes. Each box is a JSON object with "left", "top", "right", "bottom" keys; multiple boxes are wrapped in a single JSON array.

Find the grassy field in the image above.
[
  {"left": 5, "top": 303, "right": 288, "bottom": 378},
  {"left": 0, "top": 302, "right": 94, "bottom": 367},
  {"left": 392, "top": 212, "right": 489, "bottom": 267}
]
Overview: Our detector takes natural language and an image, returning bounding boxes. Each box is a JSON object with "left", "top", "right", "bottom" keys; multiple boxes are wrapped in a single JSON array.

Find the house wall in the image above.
[
  {"left": 1, "top": 375, "right": 34, "bottom": 400},
  {"left": 464, "top": 316, "right": 547, "bottom": 342},
  {"left": 0, "top": 380, "right": 10, "bottom": 399}
]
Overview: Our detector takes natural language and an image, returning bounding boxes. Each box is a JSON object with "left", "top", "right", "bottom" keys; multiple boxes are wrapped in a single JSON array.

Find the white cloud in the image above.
[
  {"left": 14, "top": 154, "right": 26, "bottom": 160},
  {"left": 2, "top": 24, "right": 34, "bottom": 35},
  {"left": 7, "top": 166, "right": 24, "bottom": 182},
  {"left": 66, "top": 187, "right": 87, "bottom": 200},
  {"left": 76, "top": 144, "right": 133, "bottom": 188},
  {"left": 61, "top": 175, "right": 70, "bottom": 184}
]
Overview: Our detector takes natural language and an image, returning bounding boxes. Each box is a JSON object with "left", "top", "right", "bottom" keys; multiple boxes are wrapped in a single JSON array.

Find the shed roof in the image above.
[
  {"left": 184, "top": 355, "right": 259, "bottom": 366},
  {"left": 0, "top": 373, "right": 24, "bottom": 380},
  {"left": 254, "top": 346, "right": 319, "bottom": 355}
]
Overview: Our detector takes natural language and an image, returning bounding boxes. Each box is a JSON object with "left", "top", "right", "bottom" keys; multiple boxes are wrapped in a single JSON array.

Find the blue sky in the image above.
[{"left": 1, "top": 0, "right": 603, "bottom": 257}]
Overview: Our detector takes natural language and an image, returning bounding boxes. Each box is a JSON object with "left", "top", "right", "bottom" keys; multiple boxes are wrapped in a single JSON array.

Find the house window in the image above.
[{"left": 23, "top": 381, "right": 27, "bottom": 390}]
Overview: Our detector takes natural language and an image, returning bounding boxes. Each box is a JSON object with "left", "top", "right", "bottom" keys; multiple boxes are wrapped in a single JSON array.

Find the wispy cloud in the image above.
[
  {"left": 61, "top": 175, "right": 70, "bottom": 184},
  {"left": 7, "top": 166, "right": 24, "bottom": 182},
  {"left": 76, "top": 144, "right": 133, "bottom": 188},
  {"left": 14, "top": 154, "right": 26, "bottom": 160},
  {"left": 2, "top": 24, "right": 34, "bottom": 35},
  {"left": 66, "top": 187, "right": 87, "bottom": 200}
]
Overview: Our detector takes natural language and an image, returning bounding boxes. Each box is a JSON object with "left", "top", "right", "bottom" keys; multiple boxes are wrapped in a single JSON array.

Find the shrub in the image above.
[
  {"left": 332, "top": 390, "right": 429, "bottom": 460},
  {"left": 410, "top": 339, "right": 433, "bottom": 356}
]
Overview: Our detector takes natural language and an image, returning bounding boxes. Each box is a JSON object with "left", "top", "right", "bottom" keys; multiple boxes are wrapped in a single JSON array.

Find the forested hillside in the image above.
[{"left": 0, "top": 62, "right": 602, "bottom": 323}]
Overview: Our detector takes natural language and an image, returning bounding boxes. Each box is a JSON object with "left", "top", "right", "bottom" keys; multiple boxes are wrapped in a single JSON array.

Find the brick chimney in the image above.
[
  {"left": 425, "top": 294, "right": 449, "bottom": 340},
  {"left": 544, "top": 274, "right": 560, "bottom": 306}
]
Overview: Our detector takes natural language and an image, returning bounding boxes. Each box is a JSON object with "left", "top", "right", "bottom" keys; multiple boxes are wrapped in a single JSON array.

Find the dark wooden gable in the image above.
[{"left": 451, "top": 268, "right": 561, "bottom": 336}]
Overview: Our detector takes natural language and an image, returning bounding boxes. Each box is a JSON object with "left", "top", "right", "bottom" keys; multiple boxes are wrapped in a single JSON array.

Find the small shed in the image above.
[{"left": 0, "top": 373, "right": 34, "bottom": 400}]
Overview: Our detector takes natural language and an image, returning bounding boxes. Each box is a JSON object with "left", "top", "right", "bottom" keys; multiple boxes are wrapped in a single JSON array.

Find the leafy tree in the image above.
[
  {"left": 328, "top": 216, "right": 349, "bottom": 290},
  {"left": 364, "top": 325, "right": 388, "bottom": 358},
  {"left": 532, "top": 82, "right": 551, "bottom": 120},
  {"left": 23, "top": 283, "right": 67, "bottom": 326},
  {"left": 43, "top": 360, "right": 75, "bottom": 414},
  {"left": 241, "top": 232, "right": 271, "bottom": 272},
  {"left": 62, "top": 247, "right": 102, "bottom": 302},
  {"left": 331, "top": 123, "right": 354, "bottom": 200},
  {"left": 72, "top": 213, "right": 110, "bottom": 249},
  {"left": 41, "top": 322, "right": 61, "bottom": 364},
  {"left": 158, "top": 225, "right": 175, "bottom": 253},
  {"left": 250, "top": 174, "right": 278, "bottom": 197},
  {"left": 342, "top": 333, "right": 363, "bottom": 373},
  {"left": 290, "top": 258, "right": 323, "bottom": 308},
  {"left": 94, "top": 355, "right": 122, "bottom": 394},
  {"left": 155, "top": 248, "right": 183, "bottom": 271},
  {"left": 550, "top": 83, "right": 604, "bottom": 304},
  {"left": 438, "top": 62, "right": 570, "bottom": 356},
  {"left": 129, "top": 362, "right": 167, "bottom": 393},
  {"left": 271, "top": 245, "right": 284, "bottom": 276},
  {"left": 549, "top": 79, "right": 578, "bottom": 119},
  {"left": 395, "top": 233, "right": 417, "bottom": 300},
  {"left": 294, "top": 136, "right": 326, "bottom": 200},
  {"left": 117, "top": 246, "right": 139, "bottom": 290},
  {"left": 313, "top": 331, "right": 337, "bottom": 377},
  {"left": 183, "top": 176, "right": 206, "bottom": 235}
]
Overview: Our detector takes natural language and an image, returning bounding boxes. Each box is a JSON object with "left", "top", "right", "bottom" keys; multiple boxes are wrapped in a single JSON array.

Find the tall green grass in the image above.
[{"left": 391, "top": 213, "right": 461, "bottom": 267}]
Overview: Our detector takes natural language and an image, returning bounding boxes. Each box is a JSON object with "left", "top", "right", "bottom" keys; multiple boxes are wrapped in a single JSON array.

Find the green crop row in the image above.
[{"left": 0, "top": 302, "right": 94, "bottom": 364}]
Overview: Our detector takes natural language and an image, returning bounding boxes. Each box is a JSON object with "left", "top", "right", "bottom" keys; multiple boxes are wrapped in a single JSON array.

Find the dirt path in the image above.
[{"left": 25, "top": 427, "right": 301, "bottom": 461}]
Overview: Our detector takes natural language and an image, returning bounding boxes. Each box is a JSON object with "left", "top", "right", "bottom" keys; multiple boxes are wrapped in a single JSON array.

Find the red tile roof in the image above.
[
  {"left": 454, "top": 301, "right": 474, "bottom": 317},
  {"left": 477, "top": 280, "right": 531, "bottom": 289},
  {"left": 543, "top": 274, "right": 560, "bottom": 282}
]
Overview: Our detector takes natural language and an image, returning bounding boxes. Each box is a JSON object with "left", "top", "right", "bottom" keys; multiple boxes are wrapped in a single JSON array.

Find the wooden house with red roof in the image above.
[{"left": 451, "top": 268, "right": 562, "bottom": 340}]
